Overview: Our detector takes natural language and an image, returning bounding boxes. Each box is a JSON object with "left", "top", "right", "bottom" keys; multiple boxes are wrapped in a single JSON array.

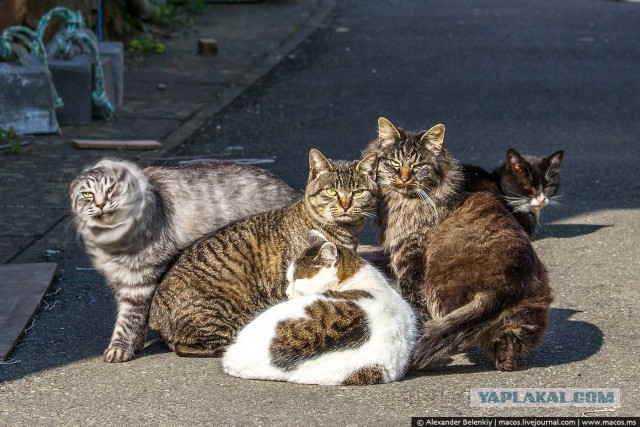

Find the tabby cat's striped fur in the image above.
[
  {"left": 222, "top": 230, "right": 418, "bottom": 385},
  {"left": 148, "top": 149, "right": 379, "bottom": 357},
  {"left": 366, "top": 118, "right": 552, "bottom": 371},
  {"left": 70, "top": 159, "right": 299, "bottom": 362}
]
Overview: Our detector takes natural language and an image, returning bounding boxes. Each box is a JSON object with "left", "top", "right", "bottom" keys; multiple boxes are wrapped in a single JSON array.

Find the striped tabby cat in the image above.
[
  {"left": 366, "top": 118, "right": 552, "bottom": 371},
  {"left": 70, "top": 159, "right": 299, "bottom": 363},
  {"left": 149, "top": 149, "right": 380, "bottom": 357},
  {"left": 222, "top": 230, "right": 418, "bottom": 385}
]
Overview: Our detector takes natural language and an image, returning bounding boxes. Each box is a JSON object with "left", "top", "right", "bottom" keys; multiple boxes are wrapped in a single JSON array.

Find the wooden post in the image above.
[{"left": 0, "top": 0, "right": 27, "bottom": 32}]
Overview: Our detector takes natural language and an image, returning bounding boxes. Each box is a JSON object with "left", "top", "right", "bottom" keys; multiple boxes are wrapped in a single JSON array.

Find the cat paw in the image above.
[
  {"left": 103, "top": 344, "right": 136, "bottom": 363},
  {"left": 494, "top": 356, "right": 516, "bottom": 371}
]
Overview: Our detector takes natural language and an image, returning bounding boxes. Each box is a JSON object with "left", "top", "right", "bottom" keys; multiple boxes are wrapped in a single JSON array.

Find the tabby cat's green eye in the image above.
[
  {"left": 352, "top": 189, "right": 364, "bottom": 197},
  {"left": 81, "top": 192, "right": 94, "bottom": 199},
  {"left": 326, "top": 188, "right": 337, "bottom": 196},
  {"left": 388, "top": 159, "right": 401, "bottom": 168}
]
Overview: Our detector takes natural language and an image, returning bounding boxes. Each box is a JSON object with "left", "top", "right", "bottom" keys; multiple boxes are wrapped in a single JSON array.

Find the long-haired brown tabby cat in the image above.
[
  {"left": 462, "top": 148, "right": 564, "bottom": 237},
  {"left": 365, "top": 118, "right": 553, "bottom": 371},
  {"left": 148, "top": 149, "right": 379, "bottom": 357}
]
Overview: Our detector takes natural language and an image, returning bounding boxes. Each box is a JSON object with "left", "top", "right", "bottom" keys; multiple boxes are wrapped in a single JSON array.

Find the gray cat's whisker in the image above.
[{"left": 416, "top": 188, "right": 438, "bottom": 215}]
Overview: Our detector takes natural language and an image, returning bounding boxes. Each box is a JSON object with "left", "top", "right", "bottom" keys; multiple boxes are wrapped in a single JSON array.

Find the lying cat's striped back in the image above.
[{"left": 149, "top": 150, "right": 380, "bottom": 357}]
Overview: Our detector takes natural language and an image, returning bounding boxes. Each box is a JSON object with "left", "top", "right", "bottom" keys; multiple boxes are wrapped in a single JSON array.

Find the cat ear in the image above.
[
  {"left": 421, "top": 124, "right": 445, "bottom": 152},
  {"left": 319, "top": 241, "right": 338, "bottom": 266},
  {"left": 506, "top": 148, "right": 527, "bottom": 175},
  {"left": 356, "top": 152, "right": 379, "bottom": 180},
  {"left": 378, "top": 117, "right": 401, "bottom": 143},
  {"left": 308, "top": 229, "right": 329, "bottom": 247},
  {"left": 547, "top": 150, "right": 564, "bottom": 170},
  {"left": 308, "top": 149, "right": 335, "bottom": 179}
]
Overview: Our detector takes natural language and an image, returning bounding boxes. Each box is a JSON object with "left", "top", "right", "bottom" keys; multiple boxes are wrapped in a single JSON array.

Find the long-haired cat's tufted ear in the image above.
[
  {"left": 308, "top": 149, "right": 335, "bottom": 179},
  {"left": 356, "top": 152, "right": 378, "bottom": 180},
  {"left": 506, "top": 148, "right": 527, "bottom": 175},
  {"left": 421, "top": 124, "right": 445, "bottom": 152},
  {"left": 308, "top": 229, "right": 329, "bottom": 247},
  {"left": 319, "top": 241, "right": 338, "bottom": 265},
  {"left": 547, "top": 150, "right": 564, "bottom": 169},
  {"left": 378, "top": 117, "right": 401, "bottom": 142}
]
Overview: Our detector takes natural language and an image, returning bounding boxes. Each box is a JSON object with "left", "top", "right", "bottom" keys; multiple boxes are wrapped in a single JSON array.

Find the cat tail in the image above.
[{"left": 412, "top": 293, "right": 499, "bottom": 370}]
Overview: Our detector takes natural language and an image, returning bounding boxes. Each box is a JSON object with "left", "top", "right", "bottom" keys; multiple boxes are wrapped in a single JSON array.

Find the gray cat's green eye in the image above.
[
  {"left": 352, "top": 189, "right": 364, "bottom": 197},
  {"left": 388, "top": 159, "right": 401, "bottom": 168},
  {"left": 326, "top": 188, "right": 337, "bottom": 197},
  {"left": 81, "top": 192, "right": 94, "bottom": 199}
]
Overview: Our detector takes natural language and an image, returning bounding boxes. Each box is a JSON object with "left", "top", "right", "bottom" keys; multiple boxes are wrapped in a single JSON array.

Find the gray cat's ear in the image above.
[
  {"left": 547, "top": 150, "right": 564, "bottom": 170},
  {"left": 319, "top": 241, "right": 338, "bottom": 266},
  {"left": 308, "top": 229, "right": 329, "bottom": 247},
  {"left": 378, "top": 117, "right": 401, "bottom": 143},
  {"left": 356, "top": 152, "right": 379, "bottom": 180},
  {"left": 507, "top": 148, "right": 527, "bottom": 175},
  {"left": 309, "top": 149, "right": 335, "bottom": 179},
  {"left": 421, "top": 124, "right": 445, "bottom": 152}
]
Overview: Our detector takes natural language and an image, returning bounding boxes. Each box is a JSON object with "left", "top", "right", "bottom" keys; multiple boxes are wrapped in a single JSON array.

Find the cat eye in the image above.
[
  {"left": 81, "top": 192, "right": 94, "bottom": 199},
  {"left": 352, "top": 189, "right": 364, "bottom": 197},
  {"left": 388, "top": 159, "right": 401, "bottom": 168},
  {"left": 326, "top": 188, "right": 337, "bottom": 197}
]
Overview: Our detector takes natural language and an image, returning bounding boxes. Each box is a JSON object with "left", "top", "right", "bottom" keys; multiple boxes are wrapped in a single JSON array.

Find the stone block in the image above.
[
  {"left": 48, "top": 54, "right": 93, "bottom": 126},
  {"left": 99, "top": 41, "right": 124, "bottom": 106},
  {"left": 198, "top": 38, "right": 219, "bottom": 56},
  {"left": 0, "top": 62, "right": 60, "bottom": 134}
]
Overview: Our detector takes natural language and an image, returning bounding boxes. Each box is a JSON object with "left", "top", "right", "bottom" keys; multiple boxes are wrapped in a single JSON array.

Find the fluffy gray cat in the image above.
[{"left": 70, "top": 158, "right": 299, "bottom": 363}]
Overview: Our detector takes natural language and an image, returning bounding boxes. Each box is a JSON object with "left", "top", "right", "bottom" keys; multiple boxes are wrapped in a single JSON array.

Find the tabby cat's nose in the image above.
[
  {"left": 399, "top": 167, "right": 412, "bottom": 183},
  {"left": 339, "top": 197, "right": 352, "bottom": 212}
]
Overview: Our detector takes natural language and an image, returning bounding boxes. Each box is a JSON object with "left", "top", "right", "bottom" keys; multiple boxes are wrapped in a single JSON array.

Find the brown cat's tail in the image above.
[{"left": 412, "top": 293, "right": 498, "bottom": 370}]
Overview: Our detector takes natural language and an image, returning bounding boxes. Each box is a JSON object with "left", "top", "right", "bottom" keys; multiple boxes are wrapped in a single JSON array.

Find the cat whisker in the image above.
[
  {"left": 415, "top": 187, "right": 438, "bottom": 216},
  {"left": 547, "top": 197, "right": 563, "bottom": 207},
  {"left": 545, "top": 168, "right": 559, "bottom": 181},
  {"left": 359, "top": 211, "right": 381, "bottom": 222},
  {"left": 511, "top": 204, "right": 532, "bottom": 213}
]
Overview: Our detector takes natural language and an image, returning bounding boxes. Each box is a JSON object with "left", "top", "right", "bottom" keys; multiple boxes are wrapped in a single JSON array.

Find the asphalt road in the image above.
[{"left": 2, "top": 0, "right": 639, "bottom": 424}]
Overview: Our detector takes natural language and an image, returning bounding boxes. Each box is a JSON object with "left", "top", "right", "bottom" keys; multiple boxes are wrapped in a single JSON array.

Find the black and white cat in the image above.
[
  {"left": 222, "top": 231, "right": 418, "bottom": 385},
  {"left": 70, "top": 158, "right": 299, "bottom": 362},
  {"left": 462, "top": 148, "right": 564, "bottom": 237}
]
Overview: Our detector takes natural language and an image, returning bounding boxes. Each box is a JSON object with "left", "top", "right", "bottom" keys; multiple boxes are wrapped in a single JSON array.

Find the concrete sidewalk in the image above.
[{"left": 0, "top": 0, "right": 334, "bottom": 265}]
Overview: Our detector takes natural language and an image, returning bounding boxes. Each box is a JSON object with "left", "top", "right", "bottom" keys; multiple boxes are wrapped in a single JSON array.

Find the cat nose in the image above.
[
  {"left": 339, "top": 197, "right": 352, "bottom": 212},
  {"left": 399, "top": 167, "right": 412, "bottom": 183},
  {"left": 95, "top": 199, "right": 106, "bottom": 209}
]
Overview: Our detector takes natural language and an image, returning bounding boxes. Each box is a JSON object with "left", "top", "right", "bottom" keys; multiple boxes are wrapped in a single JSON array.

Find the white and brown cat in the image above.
[{"left": 222, "top": 231, "right": 418, "bottom": 385}]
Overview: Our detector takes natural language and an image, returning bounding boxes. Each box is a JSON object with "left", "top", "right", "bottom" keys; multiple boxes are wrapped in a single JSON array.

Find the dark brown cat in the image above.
[
  {"left": 365, "top": 118, "right": 553, "bottom": 371},
  {"left": 462, "top": 148, "right": 564, "bottom": 237},
  {"left": 148, "top": 149, "right": 379, "bottom": 357}
]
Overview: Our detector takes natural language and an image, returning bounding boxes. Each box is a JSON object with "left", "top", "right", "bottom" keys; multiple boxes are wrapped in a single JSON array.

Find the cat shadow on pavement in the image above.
[
  {"left": 535, "top": 223, "right": 612, "bottom": 240},
  {"left": 409, "top": 308, "right": 602, "bottom": 376},
  {"left": 466, "top": 308, "right": 603, "bottom": 370},
  {"left": 142, "top": 330, "right": 171, "bottom": 358}
]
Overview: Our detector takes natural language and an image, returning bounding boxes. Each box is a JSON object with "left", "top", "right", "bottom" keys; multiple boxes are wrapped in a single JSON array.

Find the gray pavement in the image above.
[{"left": 2, "top": 0, "right": 640, "bottom": 424}]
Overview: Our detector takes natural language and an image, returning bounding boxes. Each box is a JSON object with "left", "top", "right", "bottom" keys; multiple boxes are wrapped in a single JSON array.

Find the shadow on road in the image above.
[
  {"left": 409, "top": 308, "right": 603, "bottom": 376},
  {"left": 524, "top": 308, "right": 603, "bottom": 369},
  {"left": 536, "top": 224, "right": 613, "bottom": 240}
]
